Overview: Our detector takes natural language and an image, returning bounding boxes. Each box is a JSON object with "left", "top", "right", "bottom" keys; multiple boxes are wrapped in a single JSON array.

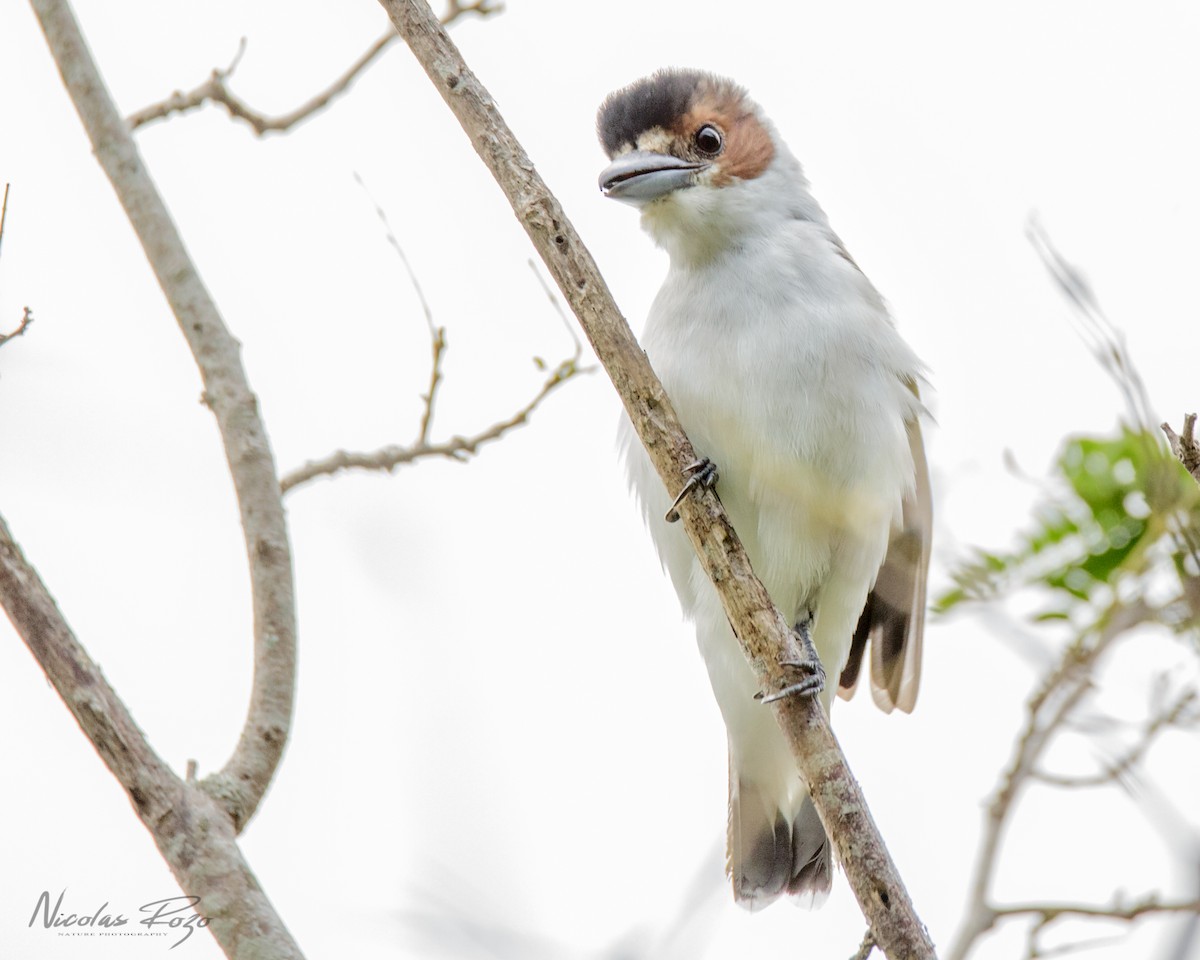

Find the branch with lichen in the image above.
[
  {"left": 125, "top": 0, "right": 501, "bottom": 135},
  {"left": 378, "top": 2, "right": 936, "bottom": 958}
]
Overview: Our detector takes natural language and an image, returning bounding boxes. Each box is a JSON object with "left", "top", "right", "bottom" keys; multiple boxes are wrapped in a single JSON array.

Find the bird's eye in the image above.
[{"left": 694, "top": 124, "right": 724, "bottom": 156}]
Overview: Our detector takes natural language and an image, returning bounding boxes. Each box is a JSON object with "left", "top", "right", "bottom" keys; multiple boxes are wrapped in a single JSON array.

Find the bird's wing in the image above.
[{"left": 837, "top": 416, "right": 931, "bottom": 714}]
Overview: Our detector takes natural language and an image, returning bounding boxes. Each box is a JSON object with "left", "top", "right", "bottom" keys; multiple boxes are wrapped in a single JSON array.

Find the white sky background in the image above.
[{"left": 2, "top": 1, "right": 1199, "bottom": 958}]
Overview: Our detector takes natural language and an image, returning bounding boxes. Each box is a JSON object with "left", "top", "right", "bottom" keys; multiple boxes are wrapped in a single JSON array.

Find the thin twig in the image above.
[
  {"left": 0, "top": 306, "right": 34, "bottom": 348},
  {"left": 281, "top": 355, "right": 582, "bottom": 492},
  {"left": 377, "top": 3, "right": 937, "bottom": 958},
  {"left": 352, "top": 171, "right": 447, "bottom": 444},
  {"left": 126, "top": 0, "right": 502, "bottom": 134}
]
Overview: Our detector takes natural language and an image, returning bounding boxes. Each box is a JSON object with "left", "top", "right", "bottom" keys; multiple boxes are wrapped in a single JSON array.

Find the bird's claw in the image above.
[
  {"left": 665, "top": 458, "right": 719, "bottom": 522},
  {"left": 759, "top": 615, "right": 826, "bottom": 703}
]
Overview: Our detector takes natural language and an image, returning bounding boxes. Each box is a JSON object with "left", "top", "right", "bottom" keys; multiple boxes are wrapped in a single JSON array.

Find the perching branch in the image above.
[
  {"left": 126, "top": 0, "right": 501, "bottom": 134},
  {"left": 377, "top": 2, "right": 935, "bottom": 958}
]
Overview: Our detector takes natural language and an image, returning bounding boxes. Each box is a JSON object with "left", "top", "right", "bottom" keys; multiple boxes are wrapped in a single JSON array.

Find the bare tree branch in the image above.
[
  {"left": 0, "top": 306, "right": 34, "bottom": 349},
  {"left": 30, "top": 0, "right": 296, "bottom": 833},
  {"left": 126, "top": 0, "right": 502, "bottom": 134},
  {"left": 0, "top": 513, "right": 304, "bottom": 958},
  {"left": 377, "top": 2, "right": 936, "bottom": 957}
]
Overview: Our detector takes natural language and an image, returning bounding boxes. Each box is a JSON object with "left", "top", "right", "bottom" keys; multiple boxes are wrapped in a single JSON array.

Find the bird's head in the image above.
[{"left": 597, "top": 69, "right": 820, "bottom": 264}]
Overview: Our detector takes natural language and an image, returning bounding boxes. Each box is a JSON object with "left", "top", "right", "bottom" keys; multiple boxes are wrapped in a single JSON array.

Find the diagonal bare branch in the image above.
[
  {"left": 126, "top": 0, "right": 502, "bottom": 135},
  {"left": 376, "top": 2, "right": 936, "bottom": 957}
]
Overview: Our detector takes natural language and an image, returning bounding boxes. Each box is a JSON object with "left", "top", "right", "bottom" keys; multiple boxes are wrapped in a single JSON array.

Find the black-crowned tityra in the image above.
[{"left": 597, "top": 69, "right": 932, "bottom": 910}]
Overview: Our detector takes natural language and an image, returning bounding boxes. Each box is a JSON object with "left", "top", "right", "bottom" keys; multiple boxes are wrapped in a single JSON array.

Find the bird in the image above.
[{"left": 596, "top": 68, "right": 932, "bottom": 909}]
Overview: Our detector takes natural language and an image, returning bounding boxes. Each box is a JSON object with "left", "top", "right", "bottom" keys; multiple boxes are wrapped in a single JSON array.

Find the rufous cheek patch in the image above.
[{"left": 678, "top": 90, "right": 775, "bottom": 186}]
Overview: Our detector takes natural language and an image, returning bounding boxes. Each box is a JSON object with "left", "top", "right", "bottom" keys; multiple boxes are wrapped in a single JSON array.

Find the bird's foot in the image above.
[
  {"left": 760, "top": 614, "right": 825, "bottom": 703},
  {"left": 665, "top": 457, "right": 719, "bottom": 523}
]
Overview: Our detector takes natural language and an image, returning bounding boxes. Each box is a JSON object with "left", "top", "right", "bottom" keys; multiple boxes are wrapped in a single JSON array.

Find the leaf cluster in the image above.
[{"left": 937, "top": 429, "right": 1200, "bottom": 628}]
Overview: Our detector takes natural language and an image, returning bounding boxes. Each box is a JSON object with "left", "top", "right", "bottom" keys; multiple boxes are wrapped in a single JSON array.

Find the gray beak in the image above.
[{"left": 598, "top": 151, "right": 709, "bottom": 206}]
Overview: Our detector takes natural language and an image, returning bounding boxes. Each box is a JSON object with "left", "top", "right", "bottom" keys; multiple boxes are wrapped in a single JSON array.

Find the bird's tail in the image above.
[{"left": 728, "top": 777, "right": 832, "bottom": 909}]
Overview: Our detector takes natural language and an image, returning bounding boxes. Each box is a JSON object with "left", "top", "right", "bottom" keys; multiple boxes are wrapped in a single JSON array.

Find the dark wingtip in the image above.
[{"left": 596, "top": 68, "right": 746, "bottom": 158}]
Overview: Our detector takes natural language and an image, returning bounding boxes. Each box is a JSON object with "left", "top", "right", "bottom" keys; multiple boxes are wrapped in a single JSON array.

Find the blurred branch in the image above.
[
  {"left": 376, "top": 2, "right": 937, "bottom": 958},
  {"left": 25, "top": 0, "right": 303, "bottom": 954},
  {"left": 1031, "top": 685, "right": 1197, "bottom": 789},
  {"left": 0, "top": 182, "right": 10, "bottom": 260},
  {"left": 126, "top": 0, "right": 502, "bottom": 134},
  {"left": 946, "top": 599, "right": 1157, "bottom": 960},
  {"left": 994, "top": 894, "right": 1200, "bottom": 927},
  {"left": 1005, "top": 894, "right": 1200, "bottom": 960},
  {"left": 0, "top": 306, "right": 34, "bottom": 349},
  {"left": 1026, "top": 217, "right": 1154, "bottom": 432}
]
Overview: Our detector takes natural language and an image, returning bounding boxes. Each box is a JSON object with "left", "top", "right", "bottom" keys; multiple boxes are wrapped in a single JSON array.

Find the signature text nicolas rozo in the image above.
[{"left": 29, "top": 889, "right": 211, "bottom": 949}]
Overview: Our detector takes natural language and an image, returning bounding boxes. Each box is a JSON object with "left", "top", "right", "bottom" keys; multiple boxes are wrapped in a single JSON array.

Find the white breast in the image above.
[{"left": 629, "top": 219, "right": 920, "bottom": 618}]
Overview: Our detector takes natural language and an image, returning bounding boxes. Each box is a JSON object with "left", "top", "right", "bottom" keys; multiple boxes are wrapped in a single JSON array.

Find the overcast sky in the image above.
[{"left": 2, "top": 1, "right": 1199, "bottom": 958}]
